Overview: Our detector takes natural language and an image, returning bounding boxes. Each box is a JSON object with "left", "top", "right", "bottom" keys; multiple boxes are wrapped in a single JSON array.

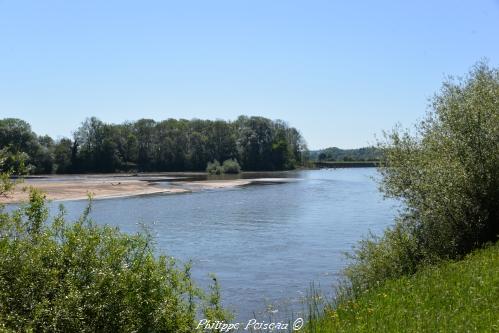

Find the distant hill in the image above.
[{"left": 308, "top": 146, "right": 382, "bottom": 161}]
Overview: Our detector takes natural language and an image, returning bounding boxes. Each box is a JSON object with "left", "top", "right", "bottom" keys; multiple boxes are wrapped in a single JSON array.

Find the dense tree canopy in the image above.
[
  {"left": 0, "top": 119, "right": 53, "bottom": 174},
  {"left": 0, "top": 116, "right": 307, "bottom": 174}
]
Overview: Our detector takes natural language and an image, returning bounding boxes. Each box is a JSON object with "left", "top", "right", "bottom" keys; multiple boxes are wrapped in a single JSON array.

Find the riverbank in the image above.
[
  {"left": 304, "top": 242, "right": 499, "bottom": 332},
  {"left": 0, "top": 173, "right": 296, "bottom": 203}
]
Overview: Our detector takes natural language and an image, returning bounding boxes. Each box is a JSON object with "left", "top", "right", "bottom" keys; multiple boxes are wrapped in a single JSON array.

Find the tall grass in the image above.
[{"left": 302, "top": 242, "right": 499, "bottom": 332}]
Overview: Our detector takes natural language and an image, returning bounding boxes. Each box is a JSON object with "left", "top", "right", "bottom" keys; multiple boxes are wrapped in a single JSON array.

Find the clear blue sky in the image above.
[{"left": 1, "top": 1, "right": 498, "bottom": 149}]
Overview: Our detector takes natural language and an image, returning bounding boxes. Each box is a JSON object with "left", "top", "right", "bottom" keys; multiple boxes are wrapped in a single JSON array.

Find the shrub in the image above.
[
  {"left": 0, "top": 148, "right": 25, "bottom": 197},
  {"left": 206, "top": 160, "right": 223, "bottom": 175},
  {"left": 0, "top": 188, "right": 231, "bottom": 332},
  {"left": 344, "top": 218, "right": 422, "bottom": 295},
  {"left": 346, "top": 61, "right": 499, "bottom": 293},
  {"left": 222, "top": 159, "right": 241, "bottom": 174},
  {"left": 380, "top": 61, "right": 499, "bottom": 257},
  {"left": 206, "top": 159, "right": 241, "bottom": 174}
]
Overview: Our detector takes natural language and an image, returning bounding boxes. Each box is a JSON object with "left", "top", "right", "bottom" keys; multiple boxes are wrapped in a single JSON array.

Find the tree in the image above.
[
  {"left": 0, "top": 118, "right": 45, "bottom": 173},
  {"left": 380, "top": 62, "right": 499, "bottom": 257},
  {"left": 115, "top": 122, "right": 139, "bottom": 171},
  {"left": 236, "top": 116, "right": 274, "bottom": 170},
  {"left": 344, "top": 62, "right": 499, "bottom": 295},
  {"left": 0, "top": 118, "right": 36, "bottom": 153},
  {"left": 53, "top": 138, "right": 73, "bottom": 173},
  {"left": 0, "top": 116, "right": 306, "bottom": 173},
  {"left": 0, "top": 147, "right": 27, "bottom": 197},
  {"left": 134, "top": 119, "right": 156, "bottom": 171},
  {"left": 0, "top": 149, "right": 18, "bottom": 197},
  {"left": 32, "top": 134, "right": 54, "bottom": 173}
]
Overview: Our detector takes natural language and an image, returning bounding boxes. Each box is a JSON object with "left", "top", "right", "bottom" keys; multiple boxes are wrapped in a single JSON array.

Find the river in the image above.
[{"left": 44, "top": 168, "right": 397, "bottom": 321}]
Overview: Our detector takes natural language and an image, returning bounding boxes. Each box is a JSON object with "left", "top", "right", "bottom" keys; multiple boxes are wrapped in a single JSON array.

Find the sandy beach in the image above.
[{"left": 0, "top": 174, "right": 296, "bottom": 204}]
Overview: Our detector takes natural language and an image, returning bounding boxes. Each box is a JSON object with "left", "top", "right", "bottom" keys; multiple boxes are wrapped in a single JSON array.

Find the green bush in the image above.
[
  {"left": 206, "top": 159, "right": 241, "bottom": 174},
  {"left": 206, "top": 160, "right": 223, "bottom": 175},
  {"left": 345, "top": 61, "right": 499, "bottom": 294},
  {"left": 0, "top": 189, "right": 231, "bottom": 332},
  {"left": 222, "top": 159, "right": 241, "bottom": 174},
  {"left": 0, "top": 148, "right": 25, "bottom": 198},
  {"left": 343, "top": 218, "right": 422, "bottom": 296}
]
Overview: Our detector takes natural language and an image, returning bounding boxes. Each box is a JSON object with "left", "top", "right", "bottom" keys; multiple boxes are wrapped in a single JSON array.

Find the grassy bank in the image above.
[{"left": 304, "top": 242, "right": 499, "bottom": 332}]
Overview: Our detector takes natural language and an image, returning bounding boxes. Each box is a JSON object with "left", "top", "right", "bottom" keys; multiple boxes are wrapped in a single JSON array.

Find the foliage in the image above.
[
  {"left": 310, "top": 147, "right": 382, "bottom": 162},
  {"left": 206, "top": 159, "right": 242, "bottom": 175},
  {"left": 236, "top": 116, "right": 305, "bottom": 170},
  {"left": 221, "top": 159, "right": 241, "bottom": 174},
  {"left": 303, "top": 242, "right": 499, "bottom": 332},
  {"left": 206, "top": 160, "right": 223, "bottom": 175},
  {"left": 0, "top": 172, "right": 15, "bottom": 198},
  {"left": 345, "top": 62, "right": 499, "bottom": 294},
  {"left": 0, "top": 147, "right": 26, "bottom": 198},
  {"left": 382, "top": 62, "right": 499, "bottom": 253},
  {"left": 0, "top": 189, "right": 231, "bottom": 332},
  {"left": 343, "top": 219, "right": 421, "bottom": 296},
  {"left": 0, "top": 119, "right": 53, "bottom": 174},
  {"left": 0, "top": 116, "right": 307, "bottom": 174},
  {"left": 203, "top": 274, "right": 231, "bottom": 325}
]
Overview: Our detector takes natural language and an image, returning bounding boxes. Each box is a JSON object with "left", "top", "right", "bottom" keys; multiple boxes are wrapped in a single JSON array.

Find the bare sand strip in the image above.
[
  {"left": 0, "top": 179, "right": 188, "bottom": 204},
  {"left": 0, "top": 176, "right": 296, "bottom": 204}
]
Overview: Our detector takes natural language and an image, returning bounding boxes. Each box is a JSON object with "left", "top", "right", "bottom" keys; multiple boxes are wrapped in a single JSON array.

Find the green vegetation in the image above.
[
  {"left": 0, "top": 188, "right": 231, "bottom": 332},
  {"left": 304, "top": 62, "right": 499, "bottom": 331},
  {"left": 221, "top": 159, "right": 241, "bottom": 174},
  {"left": 206, "top": 159, "right": 241, "bottom": 175},
  {"left": 0, "top": 148, "right": 25, "bottom": 197},
  {"left": 1, "top": 62, "right": 497, "bottom": 331},
  {"left": 305, "top": 243, "right": 499, "bottom": 332},
  {"left": 309, "top": 147, "right": 381, "bottom": 162},
  {"left": 206, "top": 160, "right": 223, "bottom": 175},
  {"left": 0, "top": 119, "right": 53, "bottom": 174},
  {"left": 347, "top": 61, "right": 499, "bottom": 294},
  {"left": 0, "top": 116, "right": 306, "bottom": 174}
]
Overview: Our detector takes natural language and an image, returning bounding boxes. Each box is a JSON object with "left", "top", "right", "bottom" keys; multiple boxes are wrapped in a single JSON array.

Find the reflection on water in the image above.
[{"left": 44, "top": 169, "right": 397, "bottom": 321}]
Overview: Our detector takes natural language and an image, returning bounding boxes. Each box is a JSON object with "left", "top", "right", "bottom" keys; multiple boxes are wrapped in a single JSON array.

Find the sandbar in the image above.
[{"left": 0, "top": 174, "right": 296, "bottom": 204}]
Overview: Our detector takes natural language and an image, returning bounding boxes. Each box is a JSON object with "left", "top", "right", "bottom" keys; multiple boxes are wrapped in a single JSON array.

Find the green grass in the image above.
[{"left": 305, "top": 242, "right": 499, "bottom": 333}]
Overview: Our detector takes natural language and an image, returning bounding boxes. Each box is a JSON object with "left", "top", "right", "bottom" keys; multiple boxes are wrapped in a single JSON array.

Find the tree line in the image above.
[
  {"left": 309, "top": 146, "right": 381, "bottom": 161},
  {"left": 0, "top": 116, "right": 307, "bottom": 174}
]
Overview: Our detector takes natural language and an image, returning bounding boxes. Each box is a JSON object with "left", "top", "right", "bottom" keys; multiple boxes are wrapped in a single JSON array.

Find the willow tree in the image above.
[
  {"left": 380, "top": 61, "right": 499, "bottom": 258},
  {"left": 346, "top": 62, "right": 499, "bottom": 293}
]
